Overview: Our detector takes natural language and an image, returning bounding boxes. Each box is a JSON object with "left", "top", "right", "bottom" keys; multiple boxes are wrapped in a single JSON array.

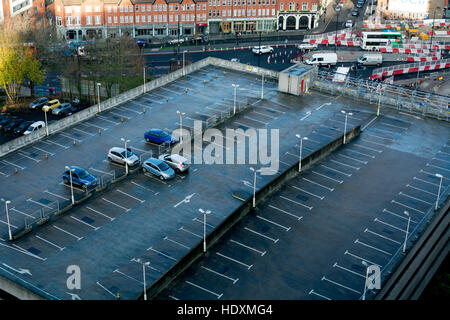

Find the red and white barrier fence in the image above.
[
  {"left": 405, "top": 56, "right": 440, "bottom": 62},
  {"left": 370, "top": 59, "right": 450, "bottom": 80},
  {"left": 378, "top": 47, "right": 439, "bottom": 55}
]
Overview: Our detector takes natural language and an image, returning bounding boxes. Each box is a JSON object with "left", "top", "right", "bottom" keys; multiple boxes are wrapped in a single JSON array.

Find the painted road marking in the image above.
[
  {"left": 420, "top": 169, "right": 450, "bottom": 181},
  {"left": 375, "top": 217, "right": 407, "bottom": 233},
  {"left": 44, "top": 139, "right": 70, "bottom": 149},
  {"left": 398, "top": 192, "right": 433, "bottom": 205},
  {"left": 85, "top": 206, "right": 114, "bottom": 221},
  {"left": 312, "top": 130, "right": 334, "bottom": 139},
  {"left": 321, "top": 124, "right": 341, "bottom": 131},
  {"left": 201, "top": 266, "right": 239, "bottom": 284},
  {"left": 1, "top": 160, "right": 25, "bottom": 170},
  {"left": 10, "top": 207, "right": 34, "bottom": 219},
  {"left": 413, "top": 177, "right": 440, "bottom": 188},
  {"left": 363, "top": 132, "right": 394, "bottom": 142},
  {"left": 193, "top": 217, "right": 214, "bottom": 229},
  {"left": 360, "top": 138, "right": 387, "bottom": 147},
  {"left": 109, "top": 111, "right": 132, "bottom": 120},
  {"left": 35, "top": 235, "right": 65, "bottom": 251},
  {"left": 71, "top": 216, "right": 99, "bottom": 230},
  {"left": 344, "top": 250, "right": 382, "bottom": 267},
  {"left": 27, "top": 198, "right": 55, "bottom": 209},
  {"left": 53, "top": 225, "right": 83, "bottom": 241},
  {"left": 114, "top": 269, "right": 143, "bottom": 284},
  {"left": 406, "top": 184, "right": 436, "bottom": 197},
  {"left": 147, "top": 246, "right": 177, "bottom": 261},
  {"left": 381, "top": 121, "right": 408, "bottom": 130},
  {"left": 426, "top": 163, "right": 450, "bottom": 173},
  {"left": 243, "top": 116, "right": 268, "bottom": 125},
  {"left": 216, "top": 252, "right": 253, "bottom": 270},
  {"left": 82, "top": 121, "right": 108, "bottom": 131},
  {"left": 309, "top": 289, "right": 332, "bottom": 300},
  {"left": 330, "top": 159, "right": 360, "bottom": 170},
  {"left": 344, "top": 148, "right": 375, "bottom": 159},
  {"left": 102, "top": 198, "right": 131, "bottom": 212},
  {"left": 291, "top": 185, "right": 324, "bottom": 200},
  {"left": 300, "top": 111, "right": 312, "bottom": 121},
  {"left": 116, "top": 189, "right": 145, "bottom": 203},
  {"left": 432, "top": 157, "right": 450, "bottom": 164},
  {"left": 131, "top": 181, "right": 156, "bottom": 193},
  {"left": 321, "top": 276, "right": 361, "bottom": 294},
  {"left": 391, "top": 200, "right": 425, "bottom": 214},
  {"left": 230, "top": 239, "right": 266, "bottom": 256},
  {"left": 316, "top": 102, "right": 332, "bottom": 110},
  {"left": 244, "top": 227, "right": 279, "bottom": 243},
  {"left": 302, "top": 178, "right": 334, "bottom": 191},
  {"left": 320, "top": 165, "right": 352, "bottom": 177},
  {"left": 364, "top": 228, "right": 401, "bottom": 244},
  {"left": 96, "top": 115, "right": 121, "bottom": 125},
  {"left": 361, "top": 116, "right": 377, "bottom": 131},
  {"left": 251, "top": 110, "right": 277, "bottom": 119},
  {"left": 44, "top": 190, "right": 69, "bottom": 201},
  {"left": 32, "top": 146, "right": 55, "bottom": 156},
  {"left": 60, "top": 132, "right": 83, "bottom": 142},
  {"left": 96, "top": 281, "right": 117, "bottom": 298},
  {"left": 18, "top": 151, "right": 41, "bottom": 163},
  {"left": 256, "top": 215, "right": 291, "bottom": 231},
  {"left": 164, "top": 236, "right": 190, "bottom": 249},
  {"left": 354, "top": 239, "right": 392, "bottom": 256},
  {"left": 72, "top": 127, "right": 95, "bottom": 136},
  {"left": 89, "top": 167, "right": 114, "bottom": 176},
  {"left": 312, "top": 170, "right": 344, "bottom": 184},
  {"left": 337, "top": 154, "right": 368, "bottom": 165},
  {"left": 268, "top": 205, "right": 303, "bottom": 220},
  {"left": 185, "top": 281, "right": 223, "bottom": 299},
  {"left": 280, "top": 195, "right": 313, "bottom": 210},
  {"left": 351, "top": 144, "right": 383, "bottom": 153},
  {"left": 179, "top": 226, "right": 202, "bottom": 238},
  {"left": 333, "top": 262, "right": 365, "bottom": 278},
  {"left": 382, "top": 209, "right": 418, "bottom": 224},
  {"left": 0, "top": 218, "right": 17, "bottom": 228}
]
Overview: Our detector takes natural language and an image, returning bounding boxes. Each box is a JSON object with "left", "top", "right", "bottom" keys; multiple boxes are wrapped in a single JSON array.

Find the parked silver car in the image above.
[
  {"left": 107, "top": 147, "right": 140, "bottom": 167},
  {"left": 158, "top": 154, "right": 189, "bottom": 173},
  {"left": 52, "top": 102, "right": 72, "bottom": 115},
  {"left": 142, "top": 157, "right": 175, "bottom": 181},
  {"left": 29, "top": 97, "right": 49, "bottom": 110}
]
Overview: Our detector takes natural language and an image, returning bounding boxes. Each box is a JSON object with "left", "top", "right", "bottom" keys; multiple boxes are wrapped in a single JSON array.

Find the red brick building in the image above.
[{"left": 0, "top": 0, "right": 46, "bottom": 24}]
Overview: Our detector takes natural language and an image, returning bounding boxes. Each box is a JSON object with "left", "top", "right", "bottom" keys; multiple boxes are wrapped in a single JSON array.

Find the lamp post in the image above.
[
  {"left": 362, "top": 260, "right": 369, "bottom": 300},
  {"left": 182, "top": 50, "right": 187, "bottom": 76},
  {"left": 430, "top": 7, "right": 441, "bottom": 51},
  {"left": 435, "top": 173, "right": 443, "bottom": 210},
  {"left": 232, "top": 84, "right": 239, "bottom": 115},
  {"left": 97, "top": 83, "right": 101, "bottom": 113},
  {"left": 377, "top": 83, "right": 382, "bottom": 117},
  {"left": 1, "top": 199, "right": 12, "bottom": 241},
  {"left": 65, "top": 166, "right": 75, "bottom": 205},
  {"left": 261, "top": 74, "right": 264, "bottom": 100},
  {"left": 341, "top": 110, "right": 353, "bottom": 144},
  {"left": 295, "top": 134, "right": 308, "bottom": 172},
  {"left": 177, "top": 110, "right": 185, "bottom": 144},
  {"left": 136, "top": 259, "right": 150, "bottom": 301},
  {"left": 335, "top": 9, "right": 340, "bottom": 53},
  {"left": 250, "top": 167, "right": 260, "bottom": 208},
  {"left": 143, "top": 66, "right": 146, "bottom": 93},
  {"left": 43, "top": 106, "right": 49, "bottom": 136},
  {"left": 403, "top": 211, "right": 411, "bottom": 253},
  {"left": 199, "top": 208, "right": 211, "bottom": 253},
  {"left": 121, "top": 138, "right": 131, "bottom": 175}
]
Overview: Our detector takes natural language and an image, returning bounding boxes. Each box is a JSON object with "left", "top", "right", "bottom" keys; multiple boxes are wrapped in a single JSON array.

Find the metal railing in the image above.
[{"left": 372, "top": 58, "right": 450, "bottom": 76}]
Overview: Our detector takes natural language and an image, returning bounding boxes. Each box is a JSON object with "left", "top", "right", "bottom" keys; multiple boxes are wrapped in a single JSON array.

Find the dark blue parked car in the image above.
[
  {"left": 144, "top": 129, "right": 177, "bottom": 145},
  {"left": 62, "top": 166, "right": 98, "bottom": 190}
]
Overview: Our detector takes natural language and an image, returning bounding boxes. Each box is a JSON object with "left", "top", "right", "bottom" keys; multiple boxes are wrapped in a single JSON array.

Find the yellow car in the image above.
[{"left": 42, "top": 99, "right": 61, "bottom": 112}]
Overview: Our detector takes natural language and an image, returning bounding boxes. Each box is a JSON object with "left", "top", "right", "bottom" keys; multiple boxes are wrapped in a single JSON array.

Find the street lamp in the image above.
[
  {"left": 232, "top": 84, "right": 239, "bottom": 115},
  {"left": 182, "top": 50, "right": 188, "bottom": 76},
  {"left": 65, "top": 166, "right": 76, "bottom": 205},
  {"left": 335, "top": 9, "right": 340, "bottom": 53},
  {"left": 403, "top": 211, "right": 411, "bottom": 253},
  {"left": 435, "top": 174, "right": 444, "bottom": 210},
  {"left": 143, "top": 66, "right": 146, "bottom": 93},
  {"left": 376, "top": 83, "right": 382, "bottom": 117},
  {"left": 199, "top": 208, "right": 211, "bottom": 253},
  {"left": 121, "top": 138, "right": 131, "bottom": 175},
  {"left": 97, "top": 83, "right": 101, "bottom": 113},
  {"left": 249, "top": 167, "right": 261, "bottom": 208},
  {"left": 1, "top": 199, "right": 12, "bottom": 241},
  {"left": 261, "top": 74, "right": 264, "bottom": 100},
  {"left": 362, "top": 260, "right": 369, "bottom": 300},
  {"left": 295, "top": 134, "right": 308, "bottom": 172},
  {"left": 341, "top": 110, "right": 353, "bottom": 144},
  {"left": 136, "top": 258, "right": 150, "bottom": 301},
  {"left": 43, "top": 106, "right": 49, "bottom": 136},
  {"left": 177, "top": 110, "right": 185, "bottom": 144},
  {"left": 430, "top": 7, "right": 442, "bottom": 51}
]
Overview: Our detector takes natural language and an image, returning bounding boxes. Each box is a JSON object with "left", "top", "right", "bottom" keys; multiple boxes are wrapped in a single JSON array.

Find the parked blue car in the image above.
[
  {"left": 144, "top": 129, "right": 177, "bottom": 145},
  {"left": 142, "top": 157, "right": 175, "bottom": 181},
  {"left": 62, "top": 166, "right": 98, "bottom": 190}
]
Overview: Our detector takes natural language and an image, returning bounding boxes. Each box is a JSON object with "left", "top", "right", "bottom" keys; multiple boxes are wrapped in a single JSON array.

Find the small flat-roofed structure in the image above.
[{"left": 278, "top": 63, "right": 317, "bottom": 96}]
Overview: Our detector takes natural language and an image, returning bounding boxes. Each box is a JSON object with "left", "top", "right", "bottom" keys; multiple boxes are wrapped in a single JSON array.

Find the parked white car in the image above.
[
  {"left": 158, "top": 153, "right": 190, "bottom": 173},
  {"left": 23, "top": 121, "right": 46, "bottom": 135},
  {"left": 252, "top": 46, "right": 274, "bottom": 55},
  {"left": 345, "top": 20, "right": 354, "bottom": 28},
  {"left": 298, "top": 43, "right": 318, "bottom": 50},
  {"left": 168, "top": 38, "right": 184, "bottom": 45}
]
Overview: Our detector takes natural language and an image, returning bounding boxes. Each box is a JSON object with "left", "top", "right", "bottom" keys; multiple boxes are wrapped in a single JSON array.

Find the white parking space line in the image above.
[
  {"left": 363, "top": 132, "right": 394, "bottom": 142},
  {"left": 119, "top": 103, "right": 144, "bottom": 114},
  {"left": 216, "top": 252, "right": 253, "bottom": 270},
  {"left": 321, "top": 276, "right": 361, "bottom": 294},
  {"left": 243, "top": 116, "right": 268, "bottom": 125},
  {"left": 10, "top": 207, "right": 34, "bottom": 219},
  {"left": 320, "top": 164, "right": 352, "bottom": 177},
  {"left": 352, "top": 144, "right": 383, "bottom": 153},
  {"left": 291, "top": 185, "right": 324, "bottom": 200},
  {"left": 432, "top": 157, "right": 450, "bottom": 164},
  {"left": 360, "top": 139, "right": 388, "bottom": 147},
  {"left": 42, "top": 139, "right": 70, "bottom": 150},
  {"left": 426, "top": 163, "right": 450, "bottom": 173},
  {"left": 179, "top": 226, "right": 202, "bottom": 238},
  {"left": 406, "top": 184, "right": 436, "bottom": 196},
  {"left": 147, "top": 246, "right": 177, "bottom": 261},
  {"left": 59, "top": 132, "right": 83, "bottom": 142},
  {"left": 302, "top": 178, "right": 334, "bottom": 191},
  {"left": 337, "top": 154, "right": 368, "bottom": 165},
  {"left": 71, "top": 216, "right": 99, "bottom": 230},
  {"left": 330, "top": 159, "right": 360, "bottom": 170},
  {"left": 9, "top": 244, "right": 46, "bottom": 261},
  {"left": 35, "top": 235, "right": 65, "bottom": 251},
  {"left": 391, "top": 200, "right": 425, "bottom": 214},
  {"left": 159, "top": 86, "right": 180, "bottom": 95},
  {"left": 312, "top": 170, "right": 344, "bottom": 183},
  {"left": 72, "top": 127, "right": 95, "bottom": 136},
  {"left": 32, "top": 146, "right": 55, "bottom": 156},
  {"left": 114, "top": 269, "right": 143, "bottom": 284},
  {"left": 130, "top": 181, "right": 156, "bottom": 193},
  {"left": 81, "top": 121, "right": 108, "bottom": 131},
  {"left": 312, "top": 131, "right": 334, "bottom": 139},
  {"left": 398, "top": 192, "right": 433, "bottom": 205},
  {"left": 382, "top": 208, "right": 417, "bottom": 223},
  {"left": 344, "top": 148, "right": 375, "bottom": 159},
  {"left": 256, "top": 215, "right": 291, "bottom": 231},
  {"left": 59, "top": 181, "right": 85, "bottom": 192},
  {"left": 321, "top": 124, "right": 341, "bottom": 131},
  {"left": 1, "top": 159, "right": 25, "bottom": 170},
  {"left": 268, "top": 204, "right": 303, "bottom": 220},
  {"left": 354, "top": 239, "right": 392, "bottom": 256},
  {"left": 201, "top": 266, "right": 239, "bottom": 284},
  {"left": 140, "top": 96, "right": 162, "bottom": 105},
  {"left": 251, "top": 110, "right": 278, "bottom": 119},
  {"left": 89, "top": 167, "right": 114, "bottom": 176},
  {"left": 229, "top": 239, "right": 266, "bottom": 256},
  {"left": 0, "top": 218, "right": 17, "bottom": 228},
  {"left": 420, "top": 169, "right": 450, "bottom": 181},
  {"left": 164, "top": 236, "right": 190, "bottom": 249},
  {"left": 96, "top": 281, "right": 117, "bottom": 298},
  {"left": 438, "top": 150, "right": 450, "bottom": 156},
  {"left": 53, "top": 225, "right": 83, "bottom": 241},
  {"left": 364, "top": 228, "right": 401, "bottom": 244},
  {"left": 193, "top": 217, "right": 214, "bottom": 229},
  {"left": 333, "top": 262, "right": 365, "bottom": 278},
  {"left": 244, "top": 227, "right": 279, "bottom": 243},
  {"left": 185, "top": 281, "right": 223, "bottom": 299},
  {"left": 102, "top": 198, "right": 131, "bottom": 212},
  {"left": 44, "top": 190, "right": 69, "bottom": 201},
  {"left": 413, "top": 176, "right": 440, "bottom": 187},
  {"left": 116, "top": 189, "right": 145, "bottom": 203},
  {"left": 109, "top": 111, "right": 132, "bottom": 120},
  {"left": 309, "top": 289, "right": 332, "bottom": 300},
  {"left": 97, "top": 115, "right": 120, "bottom": 125},
  {"left": 344, "top": 250, "right": 382, "bottom": 267},
  {"left": 18, "top": 151, "right": 41, "bottom": 163},
  {"left": 280, "top": 195, "right": 313, "bottom": 210},
  {"left": 27, "top": 198, "right": 55, "bottom": 209},
  {"left": 370, "top": 126, "right": 399, "bottom": 135},
  {"left": 380, "top": 121, "right": 409, "bottom": 130},
  {"left": 374, "top": 217, "right": 407, "bottom": 234},
  {"left": 86, "top": 206, "right": 114, "bottom": 221}
]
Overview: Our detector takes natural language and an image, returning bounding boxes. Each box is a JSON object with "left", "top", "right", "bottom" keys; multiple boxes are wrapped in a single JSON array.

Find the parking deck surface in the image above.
[{"left": 0, "top": 64, "right": 448, "bottom": 300}]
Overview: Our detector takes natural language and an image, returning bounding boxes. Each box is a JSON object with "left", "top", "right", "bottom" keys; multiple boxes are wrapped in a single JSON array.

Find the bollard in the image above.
[
  {"left": 185, "top": 88, "right": 188, "bottom": 93},
  {"left": 14, "top": 168, "right": 18, "bottom": 174},
  {"left": 223, "top": 71, "right": 226, "bottom": 75},
  {"left": 121, "top": 117, "right": 124, "bottom": 122},
  {"left": 143, "top": 108, "right": 146, "bottom": 114},
  {"left": 73, "top": 139, "right": 76, "bottom": 145},
  {"left": 45, "top": 153, "right": 49, "bottom": 159},
  {"left": 99, "top": 129, "right": 101, "bottom": 135},
  {"left": 166, "top": 97, "right": 169, "bottom": 103},
  {"left": 216, "top": 74, "right": 218, "bottom": 78},
  {"left": 204, "top": 79, "right": 207, "bottom": 84}
]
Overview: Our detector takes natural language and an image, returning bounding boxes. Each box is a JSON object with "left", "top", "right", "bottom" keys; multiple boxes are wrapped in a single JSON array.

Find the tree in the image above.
[{"left": 0, "top": 18, "right": 44, "bottom": 104}]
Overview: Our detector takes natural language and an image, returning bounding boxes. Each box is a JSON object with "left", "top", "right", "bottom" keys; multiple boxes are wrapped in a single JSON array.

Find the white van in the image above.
[
  {"left": 305, "top": 53, "right": 337, "bottom": 67},
  {"left": 357, "top": 54, "right": 383, "bottom": 66},
  {"left": 23, "top": 121, "right": 46, "bottom": 135}
]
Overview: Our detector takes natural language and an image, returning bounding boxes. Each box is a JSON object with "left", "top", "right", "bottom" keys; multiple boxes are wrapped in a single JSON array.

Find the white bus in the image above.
[{"left": 360, "top": 31, "right": 403, "bottom": 50}]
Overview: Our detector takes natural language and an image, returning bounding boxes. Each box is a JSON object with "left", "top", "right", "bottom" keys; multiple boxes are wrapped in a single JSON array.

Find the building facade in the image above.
[{"left": 0, "top": 0, "right": 46, "bottom": 24}]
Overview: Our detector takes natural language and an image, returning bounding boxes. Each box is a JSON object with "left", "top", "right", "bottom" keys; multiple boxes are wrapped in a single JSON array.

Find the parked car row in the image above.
[
  {"left": 0, "top": 114, "right": 46, "bottom": 136},
  {"left": 29, "top": 97, "right": 88, "bottom": 116}
]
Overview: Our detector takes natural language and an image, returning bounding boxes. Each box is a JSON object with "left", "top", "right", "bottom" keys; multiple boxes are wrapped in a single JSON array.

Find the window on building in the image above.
[
  {"left": 148, "top": 15, "right": 151, "bottom": 22},
  {"left": 120, "top": 6, "right": 123, "bottom": 12},
  {"left": 169, "top": 15, "right": 173, "bottom": 21},
  {"left": 208, "top": 10, "right": 211, "bottom": 16},
  {"left": 158, "top": 5, "right": 162, "bottom": 11},
  {"left": 280, "top": 3, "right": 283, "bottom": 10},
  {"left": 85, "top": 6, "right": 90, "bottom": 13},
  {"left": 147, "top": 5, "right": 151, "bottom": 11},
  {"left": 163, "top": 15, "right": 167, "bottom": 22},
  {"left": 66, "top": 16, "right": 72, "bottom": 25},
  {"left": 57, "top": 5, "right": 60, "bottom": 12},
  {"left": 113, "top": 7, "right": 117, "bottom": 13},
  {"left": 186, "top": 4, "right": 189, "bottom": 10},
  {"left": 136, "top": 15, "right": 139, "bottom": 23},
  {"left": 252, "top": 8, "right": 256, "bottom": 15},
  {"left": 203, "top": 4, "right": 206, "bottom": 10},
  {"left": 125, "top": 6, "right": 128, "bottom": 12},
  {"left": 107, "top": 16, "right": 112, "bottom": 24},
  {"left": 114, "top": 16, "right": 118, "bottom": 23},
  {"left": 107, "top": 6, "right": 111, "bottom": 13},
  {"left": 228, "top": 9, "right": 231, "bottom": 16},
  {"left": 203, "top": 13, "right": 206, "bottom": 20},
  {"left": 163, "top": 4, "right": 167, "bottom": 11},
  {"left": 86, "top": 15, "right": 92, "bottom": 25},
  {"left": 258, "top": 9, "right": 261, "bottom": 15},
  {"left": 65, "top": 7, "right": 72, "bottom": 13},
  {"left": 129, "top": 5, "right": 133, "bottom": 12},
  {"left": 289, "top": 2, "right": 295, "bottom": 10},
  {"left": 120, "top": 16, "right": 124, "bottom": 23},
  {"left": 94, "top": 6, "right": 100, "bottom": 12},
  {"left": 302, "top": 2, "right": 308, "bottom": 10},
  {"left": 136, "top": 5, "right": 139, "bottom": 12},
  {"left": 169, "top": 5, "right": 173, "bottom": 11},
  {"left": 125, "top": 16, "right": 128, "bottom": 23},
  {"left": 74, "top": 16, "right": 80, "bottom": 24},
  {"left": 142, "top": 6, "right": 145, "bottom": 12},
  {"left": 142, "top": 15, "right": 146, "bottom": 23},
  {"left": 95, "top": 15, "right": 100, "bottom": 24},
  {"left": 130, "top": 16, "right": 133, "bottom": 23},
  {"left": 312, "top": 3, "right": 317, "bottom": 11},
  {"left": 56, "top": 16, "right": 62, "bottom": 25},
  {"left": 222, "top": 9, "right": 226, "bottom": 16}
]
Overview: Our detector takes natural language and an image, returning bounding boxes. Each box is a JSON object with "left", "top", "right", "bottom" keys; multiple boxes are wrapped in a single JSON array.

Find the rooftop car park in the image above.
[{"left": 0, "top": 59, "right": 448, "bottom": 300}]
